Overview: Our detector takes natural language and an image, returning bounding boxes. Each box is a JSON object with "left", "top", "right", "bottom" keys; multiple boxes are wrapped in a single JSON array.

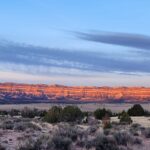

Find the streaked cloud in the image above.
[
  {"left": 0, "top": 39, "right": 150, "bottom": 77},
  {"left": 1, "top": 70, "right": 150, "bottom": 86},
  {"left": 75, "top": 31, "right": 150, "bottom": 50}
]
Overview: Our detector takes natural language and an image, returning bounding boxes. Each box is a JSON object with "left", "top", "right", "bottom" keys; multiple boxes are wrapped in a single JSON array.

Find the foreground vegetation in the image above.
[{"left": 0, "top": 104, "right": 149, "bottom": 150}]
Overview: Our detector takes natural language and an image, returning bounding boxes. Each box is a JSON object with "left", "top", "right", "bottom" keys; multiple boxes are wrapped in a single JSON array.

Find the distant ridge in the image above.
[{"left": 0, "top": 83, "right": 150, "bottom": 104}]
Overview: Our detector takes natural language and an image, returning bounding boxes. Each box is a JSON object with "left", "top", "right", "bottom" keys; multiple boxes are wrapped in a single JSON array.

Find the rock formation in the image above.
[{"left": 0, "top": 83, "right": 150, "bottom": 103}]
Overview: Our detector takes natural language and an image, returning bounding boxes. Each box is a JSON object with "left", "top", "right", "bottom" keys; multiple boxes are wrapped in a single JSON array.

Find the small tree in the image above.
[
  {"left": 128, "top": 104, "right": 145, "bottom": 116},
  {"left": 44, "top": 106, "right": 62, "bottom": 123},
  {"left": 0, "top": 110, "right": 8, "bottom": 116},
  {"left": 94, "top": 108, "right": 112, "bottom": 120},
  {"left": 62, "top": 106, "right": 83, "bottom": 122},
  {"left": 119, "top": 111, "right": 132, "bottom": 124},
  {"left": 21, "top": 107, "right": 35, "bottom": 118},
  {"left": 102, "top": 114, "right": 111, "bottom": 129},
  {"left": 9, "top": 109, "right": 20, "bottom": 116}
]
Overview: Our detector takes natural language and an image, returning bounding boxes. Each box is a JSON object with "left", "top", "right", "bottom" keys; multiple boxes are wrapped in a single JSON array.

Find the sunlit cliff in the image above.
[{"left": 0, "top": 83, "right": 150, "bottom": 103}]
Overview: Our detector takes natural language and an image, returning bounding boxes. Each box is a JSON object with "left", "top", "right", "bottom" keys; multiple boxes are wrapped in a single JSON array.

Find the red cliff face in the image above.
[{"left": 0, "top": 83, "right": 150, "bottom": 103}]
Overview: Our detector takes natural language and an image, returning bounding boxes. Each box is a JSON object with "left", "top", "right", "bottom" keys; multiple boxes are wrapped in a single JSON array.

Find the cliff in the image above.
[{"left": 0, "top": 83, "right": 150, "bottom": 103}]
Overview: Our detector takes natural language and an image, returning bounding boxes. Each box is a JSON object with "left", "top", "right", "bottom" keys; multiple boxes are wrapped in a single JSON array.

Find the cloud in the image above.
[
  {"left": 0, "top": 39, "right": 150, "bottom": 76},
  {"left": 0, "top": 40, "right": 91, "bottom": 70},
  {"left": 1, "top": 70, "right": 150, "bottom": 86},
  {"left": 75, "top": 31, "right": 150, "bottom": 50}
]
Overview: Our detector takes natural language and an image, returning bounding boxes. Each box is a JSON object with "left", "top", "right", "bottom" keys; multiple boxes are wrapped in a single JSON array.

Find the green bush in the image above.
[
  {"left": 44, "top": 106, "right": 62, "bottom": 123},
  {"left": 9, "top": 109, "right": 20, "bottom": 116},
  {"left": 144, "top": 110, "right": 150, "bottom": 116},
  {"left": 94, "top": 108, "right": 112, "bottom": 120},
  {"left": 21, "top": 107, "right": 46, "bottom": 118},
  {"left": 0, "top": 110, "right": 8, "bottom": 115},
  {"left": 44, "top": 106, "right": 83, "bottom": 123},
  {"left": 38, "top": 110, "right": 47, "bottom": 117},
  {"left": 82, "top": 111, "right": 89, "bottom": 117},
  {"left": 119, "top": 111, "right": 132, "bottom": 124},
  {"left": 62, "top": 106, "right": 83, "bottom": 122},
  {"left": 128, "top": 104, "right": 145, "bottom": 116},
  {"left": 21, "top": 107, "right": 36, "bottom": 118}
]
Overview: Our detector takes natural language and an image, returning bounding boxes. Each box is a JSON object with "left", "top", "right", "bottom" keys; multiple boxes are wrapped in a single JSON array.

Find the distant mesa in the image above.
[{"left": 0, "top": 83, "right": 150, "bottom": 104}]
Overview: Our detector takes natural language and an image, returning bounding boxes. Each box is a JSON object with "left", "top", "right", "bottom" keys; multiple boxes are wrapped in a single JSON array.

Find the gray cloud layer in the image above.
[
  {"left": 0, "top": 40, "right": 150, "bottom": 75},
  {"left": 75, "top": 31, "right": 150, "bottom": 50}
]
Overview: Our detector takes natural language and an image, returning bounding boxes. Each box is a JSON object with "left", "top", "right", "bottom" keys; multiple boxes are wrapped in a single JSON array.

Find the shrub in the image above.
[
  {"left": 77, "top": 134, "right": 118, "bottom": 150},
  {"left": 14, "top": 121, "right": 41, "bottom": 131},
  {"left": 85, "top": 139, "right": 95, "bottom": 149},
  {"left": 118, "top": 110, "right": 125, "bottom": 119},
  {"left": 119, "top": 111, "right": 132, "bottom": 124},
  {"left": 37, "top": 110, "right": 47, "bottom": 117},
  {"left": 94, "top": 108, "right": 112, "bottom": 120},
  {"left": 21, "top": 107, "right": 36, "bottom": 118},
  {"left": 0, "top": 110, "right": 8, "bottom": 116},
  {"left": 52, "top": 135, "right": 72, "bottom": 150},
  {"left": 118, "top": 146, "right": 130, "bottom": 150},
  {"left": 133, "top": 137, "right": 142, "bottom": 145},
  {"left": 95, "top": 135, "right": 119, "bottom": 150},
  {"left": 83, "top": 111, "right": 89, "bottom": 117},
  {"left": 114, "top": 131, "right": 133, "bottom": 146},
  {"left": 143, "top": 128, "right": 150, "bottom": 138},
  {"left": 102, "top": 114, "right": 111, "bottom": 129},
  {"left": 0, "top": 120, "right": 14, "bottom": 130},
  {"left": 0, "top": 144, "right": 5, "bottom": 150},
  {"left": 76, "top": 140, "right": 85, "bottom": 148},
  {"left": 130, "top": 123, "right": 141, "bottom": 136},
  {"left": 103, "top": 129, "right": 111, "bottom": 135},
  {"left": 130, "top": 128, "right": 139, "bottom": 136},
  {"left": 21, "top": 107, "right": 46, "bottom": 118},
  {"left": 131, "top": 123, "right": 141, "bottom": 129},
  {"left": 44, "top": 106, "right": 83, "bottom": 123},
  {"left": 18, "top": 140, "right": 36, "bottom": 150},
  {"left": 87, "top": 125, "right": 98, "bottom": 134},
  {"left": 62, "top": 106, "right": 83, "bottom": 122},
  {"left": 38, "top": 125, "right": 75, "bottom": 149},
  {"left": 56, "top": 125, "right": 78, "bottom": 142},
  {"left": 44, "top": 106, "right": 62, "bottom": 123},
  {"left": 103, "top": 122, "right": 112, "bottom": 129},
  {"left": 128, "top": 104, "right": 145, "bottom": 116},
  {"left": 9, "top": 109, "right": 20, "bottom": 116},
  {"left": 144, "top": 110, "right": 150, "bottom": 116},
  {"left": 18, "top": 135, "right": 51, "bottom": 150}
]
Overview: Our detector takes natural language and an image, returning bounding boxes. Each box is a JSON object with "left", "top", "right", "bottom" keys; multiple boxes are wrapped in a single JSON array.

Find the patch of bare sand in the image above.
[{"left": 111, "top": 116, "right": 150, "bottom": 128}]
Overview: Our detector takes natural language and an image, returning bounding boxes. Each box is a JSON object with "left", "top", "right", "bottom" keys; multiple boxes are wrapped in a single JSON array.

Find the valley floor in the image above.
[{"left": 0, "top": 103, "right": 149, "bottom": 112}]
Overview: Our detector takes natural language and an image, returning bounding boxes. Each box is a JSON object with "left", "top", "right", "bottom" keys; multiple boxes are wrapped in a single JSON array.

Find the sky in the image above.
[{"left": 0, "top": 0, "right": 150, "bottom": 86}]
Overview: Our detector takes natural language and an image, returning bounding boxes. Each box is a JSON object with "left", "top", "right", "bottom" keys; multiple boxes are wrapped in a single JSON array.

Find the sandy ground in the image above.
[
  {"left": 0, "top": 103, "right": 149, "bottom": 113},
  {"left": 111, "top": 116, "right": 150, "bottom": 128}
]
